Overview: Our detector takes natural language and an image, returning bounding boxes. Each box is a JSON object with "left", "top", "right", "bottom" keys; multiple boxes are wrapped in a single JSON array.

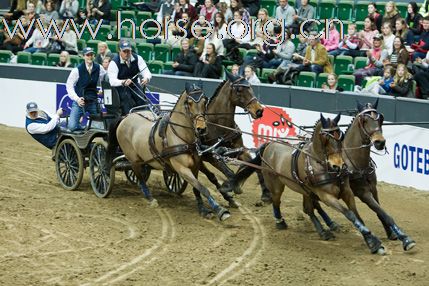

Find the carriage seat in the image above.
[{"left": 59, "top": 127, "right": 85, "bottom": 134}]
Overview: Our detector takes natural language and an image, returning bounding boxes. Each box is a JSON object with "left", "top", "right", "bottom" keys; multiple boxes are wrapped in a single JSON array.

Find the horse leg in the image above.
[
  {"left": 358, "top": 191, "right": 416, "bottom": 251},
  {"left": 303, "top": 195, "right": 335, "bottom": 240},
  {"left": 192, "top": 188, "right": 214, "bottom": 219},
  {"left": 132, "top": 163, "right": 158, "bottom": 207},
  {"left": 312, "top": 198, "right": 341, "bottom": 232},
  {"left": 316, "top": 189, "right": 385, "bottom": 255},
  {"left": 265, "top": 176, "right": 287, "bottom": 229},
  {"left": 257, "top": 170, "right": 272, "bottom": 203},
  {"left": 205, "top": 154, "right": 243, "bottom": 195},
  {"left": 200, "top": 162, "right": 239, "bottom": 209},
  {"left": 178, "top": 167, "right": 230, "bottom": 221}
]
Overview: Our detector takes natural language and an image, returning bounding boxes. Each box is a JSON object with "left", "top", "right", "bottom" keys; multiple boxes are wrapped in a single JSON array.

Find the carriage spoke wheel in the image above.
[
  {"left": 89, "top": 141, "right": 115, "bottom": 198},
  {"left": 125, "top": 165, "right": 151, "bottom": 185},
  {"left": 163, "top": 171, "right": 188, "bottom": 194},
  {"left": 55, "top": 139, "right": 84, "bottom": 191}
]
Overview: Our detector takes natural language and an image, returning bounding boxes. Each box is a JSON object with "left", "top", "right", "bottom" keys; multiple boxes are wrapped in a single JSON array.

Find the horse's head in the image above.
[
  {"left": 225, "top": 69, "right": 264, "bottom": 119},
  {"left": 319, "top": 113, "right": 345, "bottom": 172},
  {"left": 356, "top": 99, "right": 385, "bottom": 150},
  {"left": 184, "top": 82, "right": 208, "bottom": 136}
]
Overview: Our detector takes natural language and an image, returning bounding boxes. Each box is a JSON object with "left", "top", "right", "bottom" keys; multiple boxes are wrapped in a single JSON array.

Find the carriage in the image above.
[{"left": 52, "top": 83, "right": 188, "bottom": 198}]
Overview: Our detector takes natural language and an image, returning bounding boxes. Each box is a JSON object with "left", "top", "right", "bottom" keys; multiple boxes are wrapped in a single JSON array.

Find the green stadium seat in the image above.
[
  {"left": 338, "top": 75, "right": 355, "bottom": 91},
  {"left": 31, "top": 52, "right": 47, "bottom": 65},
  {"left": 0, "top": 50, "right": 13, "bottom": 63},
  {"left": 47, "top": 53, "right": 60, "bottom": 66},
  {"left": 154, "top": 43, "right": 171, "bottom": 62},
  {"left": 397, "top": 3, "right": 408, "bottom": 19},
  {"left": 163, "top": 61, "right": 174, "bottom": 71},
  {"left": 354, "top": 56, "right": 367, "bottom": 70},
  {"left": 86, "top": 40, "right": 101, "bottom": 52},
  {"left": 137, "top": 42, "right": 154, "bottom": 61},
  {"left": 297, "top": 71, "right": 316, "bottom": 88},
  {"left": 95, "top": 25, "right": 112, "bottom": 41},
  {"left": 106, "top": 40, "right": 119, "bottom": 53},
  {"left": 238, "top": 48, "right": 247, "bottom": 59},
  {"left": 171, "top": 46, "right": 181, "bottom": 61},
  {"left": 316, "top": 73, "right": 329, "bottom": 88},
  {"left": 354, "top": 1, "right": 370, "bottom": 22},
  {"left": 288, "top": 0, "right": 295, "bottom": 8},
  {"left": 309, "top": 0, "right": 318, "bottom": 7},
  {"left": 337, "top": 1, "right": 354, "bottom": 21},
  {"left": 110, "top": 9, "right": 118, "bottom": 22},
  {"left": 334, "top": 55, "right": 353, "bottom": 75},
  {"left": 377, "top": 2, "right": 387, "bottom": 16},
  {"left": 17, "top": 51, "right": 31, "bottom": 64},
  {"left": 260, "top": 0, "right": 276, "bottom": 17},
  {"left": 328, "top": 54, "right": 334, "bottom": 66},
  {"left": 77, "top": 39, "right": 86, "bottom": 51},
  {"left": 318, "top": 0, "right": 336, "bottom": 19},
  {"left": 355, "top": 21, "right": 365, "bottom": 32},
  {"left": 246, "top": 49, "right": 258, "bottom": 58},
  {"left": 148, "top": 60, "right": 164, "bottom": 74},
  {"left": 111, "top": 0, "right": 122, "bottom": 10},
  {"left": 142, "top": 27, "right": 160, "bottom": 38},
  {"left": 136, "top": 11, "right": 152, "bottom": 23},
  {"left": 119, "top": 9, "right": 135, "bottom": 21},
  {"left": 69, "top": 55, "right": 82, "bottom": 67},
  {"left": 260, "top": 68, "right": 276, "bottom": 83}
]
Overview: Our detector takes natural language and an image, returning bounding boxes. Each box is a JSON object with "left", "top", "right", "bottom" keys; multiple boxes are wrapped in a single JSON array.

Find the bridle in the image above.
[
  {"left": 183, "top": 87, "right": 208, "bottom": 137},
  {"left": 319, "top": 124, "right": 344, "bottom": 168},
  {"left": 356, "top": 108, "right": 384, "bottom": 142},
  {"left": 229, "top": 76, "right": 258, "bottom": 113}
]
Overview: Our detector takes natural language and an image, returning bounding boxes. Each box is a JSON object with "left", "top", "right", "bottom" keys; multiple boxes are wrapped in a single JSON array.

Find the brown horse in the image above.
[
  {"left": 106, "top": 83, "right": 231, "bottom": 221},
  {"left": 229, "top": 113, "right": 386, "bottom": 254},
  {"left": 307, "top": 100, "right": 416, "bottom": 251},
  {"left": 197, "top": 71, "right": 267, "bottom": 208}
]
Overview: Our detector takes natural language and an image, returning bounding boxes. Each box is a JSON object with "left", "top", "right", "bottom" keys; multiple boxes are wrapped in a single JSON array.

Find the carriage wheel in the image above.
[
  {"left": 163, "top": 171, "right": 188, "bottom": 194},
  {"left": 55, "top": 139, "right": 84, "bottom": 191},
  {"left": 124, "top": 165, "right": 151, "bottom": 185},
  {"left": 89, "top": 141, "right": 115, "bottom": 198}
]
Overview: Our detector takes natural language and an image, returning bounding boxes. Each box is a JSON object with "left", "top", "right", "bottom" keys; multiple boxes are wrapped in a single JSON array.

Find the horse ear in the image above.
[
  {"left": 320, "top": 113, "right": 328, "bottom": 129},
  {"left": 356, "top": 100, "right": 364, "bottom": 112},
  {"left": 225, "top": 68, "right": 234, "bottom": 82},
  {"left": 333, "top": 112, "right": 341, "bottom": 125},
  {"left": 373, "top": 98, "right": 379, "bottom": 109}
]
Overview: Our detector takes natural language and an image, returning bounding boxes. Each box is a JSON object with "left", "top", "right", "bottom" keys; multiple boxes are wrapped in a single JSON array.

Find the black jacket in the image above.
[{"left": 174, "top": 48, "right": 198, "bottom": 73}]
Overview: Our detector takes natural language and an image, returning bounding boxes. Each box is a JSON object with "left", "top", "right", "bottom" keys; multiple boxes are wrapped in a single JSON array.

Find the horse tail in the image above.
[
  {"left": 106, "top": 117, "right": 123, "bottom": 166},
  {"left": 235, "top": 143, "right": 269, "bottom": 185}
]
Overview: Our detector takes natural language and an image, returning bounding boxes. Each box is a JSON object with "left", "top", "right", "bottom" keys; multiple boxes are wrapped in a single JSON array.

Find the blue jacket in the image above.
[
  {"left": 25, "top": 112, "right": 58, "bottom": 149},
  {"left": 74, "top": 62, "right": 100, "bottom": 103}
]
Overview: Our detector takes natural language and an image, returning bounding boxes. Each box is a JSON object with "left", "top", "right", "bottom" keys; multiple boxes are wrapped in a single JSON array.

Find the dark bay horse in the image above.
[
  {"left": 308, "top": 100, "right": 415, "bottom": 251},
  {"left": 106, "top": 83, "right": 231, "bottom": 221},
  {"left": 228, "top": 114, "right": 386, "bottom": 254},
  {"left": 197, "top": 71, "right": 267, "bottom": 207}
]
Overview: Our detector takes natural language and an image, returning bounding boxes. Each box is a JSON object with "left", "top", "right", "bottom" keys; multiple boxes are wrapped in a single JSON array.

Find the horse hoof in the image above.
[
  {"left": 328, "top": 222, "right": 341, "bottom": 232},
  {"left": 149, "top": 199, "right": 158, "bottom": 208},
  {"left": 228, "top": 199, "right": 240, "bottom": 209},
  {"left": 276, "top": 220, "right": 288, "bottom": 230},
  {"left": 261, "top": 193, "right": 272, "bottom": 204},
  {"left": 217, "top": 207, "right": 231, "bottom": 221},
  {"left": 403, "top": 238, "right": 416, "bottom": 251},
  {"left": 321, "top": 231, "right": 335, "bottom": 241},
  {"left": 388, "top": 232, "right": 398, "bottom": 241},
  {"left": 376, "top": 246, "right": 386, "bottom": 256}
]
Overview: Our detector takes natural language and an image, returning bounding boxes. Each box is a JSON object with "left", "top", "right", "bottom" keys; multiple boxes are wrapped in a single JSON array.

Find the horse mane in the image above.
[
  {"left": 311, "top": 119, "right": 322, "bottom": 141},
  {"left": 207, "top": 80, "right": 227, "bottom": 106}
]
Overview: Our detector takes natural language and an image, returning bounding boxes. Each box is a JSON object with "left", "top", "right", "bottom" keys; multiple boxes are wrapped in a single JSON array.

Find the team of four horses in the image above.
[{"left": 105, "top": 71, "right": 415, "bottom": 255}]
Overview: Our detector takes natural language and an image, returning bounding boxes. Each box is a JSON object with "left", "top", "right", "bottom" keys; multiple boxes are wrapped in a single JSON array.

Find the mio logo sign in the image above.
[{"left": 252, "top": 106, "right": 296, "bottom": 147}]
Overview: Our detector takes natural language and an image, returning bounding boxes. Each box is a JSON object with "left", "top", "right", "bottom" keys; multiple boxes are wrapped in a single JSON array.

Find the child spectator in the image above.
[
  {"left": 321, "top": 23, "right": 340, "bottom": 55},
  {"left": 321, "top": 73, "right": 344, "bottom": 92},
  {"left": 331, "top": 24, "right": 362, "bottom": 57},
  {"left": 244, "top": 65, "right": 261, "bottom": 85},
  {"left": 359, "top": 17, "right": 378, "bottom": 52},
  {"left": 368, "top": 2, "right": 383, "bottom": 32},
  {"left": 56, "top": 51, "right": 72, "bottom": 67},
  {"left": 395, "top": 18, "right": 414, "bottom": 46},
  {"left": 406, "top": 1, "right": 423, "bottom": 36},
  {"left": 383, "top": 2, "right": 401, "bottom": 32},
  {"left": 391, "top": 63, "right": 414, "bottom": 97}
]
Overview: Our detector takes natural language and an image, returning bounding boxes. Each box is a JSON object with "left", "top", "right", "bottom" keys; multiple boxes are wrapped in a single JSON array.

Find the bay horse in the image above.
[
  {"left": 307, "top": 100, "right": 416, "bottom": 251},
  {"left": 227, "top": 113, "right": 386, "bottom": 254},
  {"left": 197, "top": 71, "right": 266, "bottom": 208},
  {"left": 106, "top": 83, "right": 231, "bottom": 221}
]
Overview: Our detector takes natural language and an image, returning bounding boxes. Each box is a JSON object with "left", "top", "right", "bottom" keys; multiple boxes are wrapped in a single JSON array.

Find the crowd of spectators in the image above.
[{"left": 1, "top": 0, "right": 429, "bottom": 99}]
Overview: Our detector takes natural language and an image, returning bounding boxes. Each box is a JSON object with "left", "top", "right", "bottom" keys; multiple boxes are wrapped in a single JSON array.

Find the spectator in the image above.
[
  {"left": 301, "top": 32, "right": 333, "bottom": 75},
  {"left": 359, "top": 17, "right": 378, "bottom": 50},
  {"left": 412, "top": 50, "right": 429, "bottom": 74},
  {"left": 164, "top": 38, "right": 198, "bottom": 77},
  {"left": 330, "top": 23, "right": 362, "bottom": 57},
  {"left": 59, "top": 0, "right": 79, "bottom": 19},
  {"left": 275, "top": 0, "right": 295, "bottom": 29},
  {"left": 202, "top": 29, "right": 225, "bottom": 57},
  {"left": 75, "top": 8, "right": 88, "bottom": 25},
  {"left": 0, "top": 14, "right": 27, "bottom": 53},
  {"left": 101, "top": 56, "right": 111, "bottom": 81},
  {"left": 291, "top": 0, "right": 316, "bottom": 35},
  {"left": 25, "top": 2, "right": 40, "bottom": 22},
  {"left": 231, "top": 64, "right": 240, "bottom": 76},
  {"left": 56, "top": 51, "right": 72, "bottom": 67},
  {"left": 56, "top": 22, "right": 78, "bottom": 55},
  {"left": 95, "top": 41, "right": 113, "bottom": 64},
  {"left": 411, "top": 16, "right": 429, "bottom": 61},
  {"left": 4, "top": 0, "right": 26, "bottom": 22},
  {"left": 321, "top": 73, "right": 344, "bottom": 92},
  {"left": 244, "top": 65, "right": 260, "bottom": 84},
  {"left": 242, "top": 0, "right": 260, "bottom": 17},
  {"left": 225, "top": 0, "right": 249, "bottom": 23},
  {"left": 163, "top": 23, "right": 182, "bottom": 48},
  {"left": 193, "top": 43, "right": 222, "bottom": 79},
  {"left": 269, "top": 28, "right": 295, "bottom": 68},
  {"left": 353, "top": 34, "right": 389, "bottom": 85},
  {"left": 189, "top": 26, "right": 205, "bottom": 56},
  {"left": 321, "top": 22, "right": 340, "bottom": 55},
  {"left": 360, "top": 65, "right": 394, "bottom": 95},
  {"left": 391, "top": 63, "right": 414, "bottom": 97},
  {"left": 368, "top": 2, "right": 383, "bottom": 32},
  {"left": 25, "top": 102, "right": 63, "bottom": 149},
  {"left": 249, "top": 8, "right": 273, "bottom": 47},
  {"left": 385, "top": 36, "right": 409, "bottom": 68},
  {"left": 23, "top": 20, "right": 51, "bottom": 53},
  {"left": 413, "top": 53, "right": 429, "bottom": 98},
  {"left": 40, "top": 1, "right": 59, "bottom": 22},
  {"left": 174, "top": 0, "right": 198, "bottom": 22},
  {"left": 87, "top": 0, "right": 111, "bottom": 25},
  {"left": 406, "top": 1, "right": 423, "bottom": 36},
  {"left": 240, "top": 33, "right": 276, "bottom": 73},
  {"left": 223, "top": 9, "right": 252, "bottom": 52},
  {"left": 27, "top": 0, "right": 44, "bottom": 14},
  {"left": 395, "top": 18, "right": 414, "bottom": 45},
  {"left": 200, "top": 0, "right": 218, "bottom": 23},
  {"left": 214, "top": 12, "right": 228, "bottom": 40},
  {"left": 381, "top": 22, "right": 395, "bottom": 55},
  {"left": 419, "top": 0, "right": 429, "bottom": 18},
  {"left": 382, "top": 2, "right": 401, "bottom": 32},
  {"left": 157, "top": 0, "right": 175, "bottom": 23}
]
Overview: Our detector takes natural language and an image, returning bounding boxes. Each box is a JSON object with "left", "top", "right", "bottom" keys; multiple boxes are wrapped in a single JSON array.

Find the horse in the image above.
[
  {"left": 106, "top": 82, "right": 231, "bottom": 221},
  {"left": 227, "top": 113, "right": 386, "bottom": 254},
  {"left": 305, "top": 99, "right": 416, "bottom": 251},
  {"left": 196, "top": 70, "right": 267, "bottom": 208}
]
